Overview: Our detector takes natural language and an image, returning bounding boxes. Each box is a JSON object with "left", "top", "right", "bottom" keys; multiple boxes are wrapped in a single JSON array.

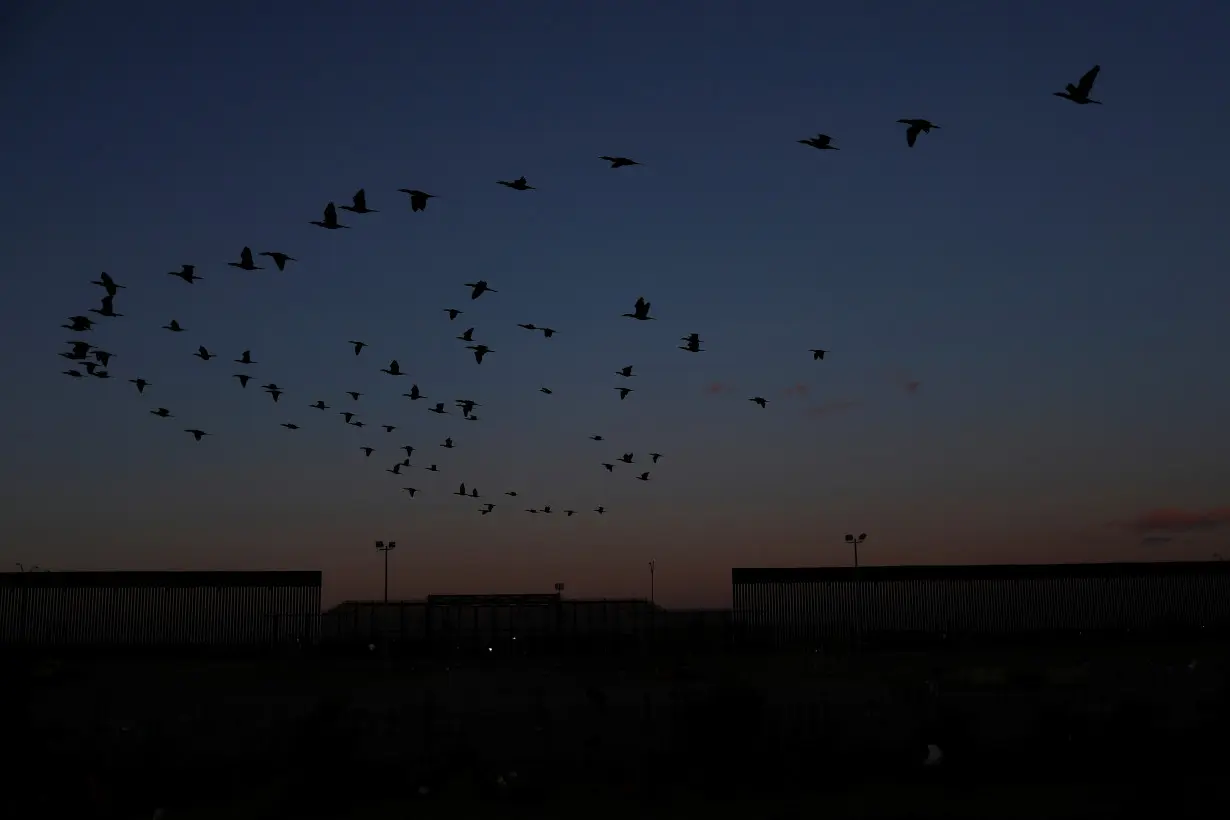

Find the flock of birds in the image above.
[{"left": 57, "top": 65, "right": 1106, "bottom": 516}]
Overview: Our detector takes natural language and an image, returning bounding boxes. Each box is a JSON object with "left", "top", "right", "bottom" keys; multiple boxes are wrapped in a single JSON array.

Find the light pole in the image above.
[
  {"left": 844, "top": 532, "right": 867, "bottom": 568},
  {"left": 648, "top": 560, "right": 656, "bottom": 606},
  {"left": 375, "top": 540, "right": 397, "bottom": 603}
]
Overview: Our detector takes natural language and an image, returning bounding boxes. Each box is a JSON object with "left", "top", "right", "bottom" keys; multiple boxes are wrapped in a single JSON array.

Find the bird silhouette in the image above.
[
  {"left": 540, "top": 387, "right": 553, "bottom": 395},
  {"left": 650, "top": 452, "right": 663, "bottom": 463},
  {"left": 310, "top": 202, "right": 348, "bottom": 230},
  {"left": 398, "top": 189, "right": 436, "bottom": 212},
  {"left": 599, "top": 156, "right": 641, "bottom": 168},
  {"left": 637, "top": 472, "right": 651, "bottom": 481},
  {"left": 388, "top": 464, "right": 403, "bottom": 476},
  {"left": 348, "top": 340, "right": 367, "bottom": 355},
  {"left": 541, "top": 506, "right": 553, "bottom": 514},
  {"left": 622, "top": 297, "right": 654, "bottom": 321},
  {"left": 455, "top": 484, "right": 468, "bottom": 497},
  {"left": 423, "top": 464, "right": 439, "bottom": 472},
  {"left": 91, "top": 370, "right": 110, "bottom": 379},
  {"left": 339, "top": 189, "right": 377, "bottom": 214},
  {"left": 267, "top": 389, "right": 283, "bottom": 403},
  {"left": 429, "top": 403, "right": 447, "bottom": 414},
  {"left": 602, "top": 463, "right": 614, "bottom": 472},
  {"left": 456, "top": 399, "right": 479, "bottom": 417},
  {"left": 464, "top": 281, "right": 496, "bottom": 300},
  {"left": 184, "top": 429, "right": 210, "bottom": 441},
  {"left": 233, "top": 374, "right": 252, "bottom": 388},
  {"left": 539, "top": 327, "right": 557, "bottom": 338},
  {"left": 799, "top": 134, "right": 839, "bottom": 150},
  {"left": 525, "top": 508, "right": 539, "bottom": 514},
  {"left": 228, "top": 247, "right": 263, "bottom": 271},
  {"left": 505, "top": 491, "right": 518, "bottom": 497},
  {"left": 82, "top": 361, "right": 102, "bottom": 376},
  {"left": 497, "top": 176, "right": 535, "bottom": 190},
  {"left": 564, "top": 510, "right": 577, "bottom": 516},
  {"left": 518, "top": 323, "right": 537, "bottom": 331},
  {"left": 810, "top": 349, "right": 827, "bottom": 360},
  {"left": 93, "top": 350, "right": 114, "bottom": 366},
  {"left": 750, "top": 396, "right": 768, "bottom": 408},
  {"left": 129, "top": 378, "right": 150, "bottom": 394},
  {"left": 679, "top": 333, "right": 704, "bottom": 353},
  {"left": 311, "top": 400, "right": 329, "bottom": 410},
  {"left": 467, "top": 344, "right": 492, "bottom": 364},
  {"left": 616, "top": 365, "right": 635, "bottom": 378},
  {"left": 168, "top": 265, "right": 201, "bottom": 283},
  {"left": 618, "top": 453, "right": 634, "bottom": 464},
  {"left": 402, "top": 487, "right": 419, "bottom": 497},
  {"left": 444, "top": 308, "right": 462, "bottom": 320},
  {"left": 258, "top": 252, "right": 297, "bottom": 271},
  {"left": 162, "top": 320, "right": 185, "bottom": 332},
  {"left": 346, "top": 391, "right": 361, "bottom": 401},
  {"left": 381, "top": 360, "right": 404, "bottom": 376},
  {"left": 64, "top": 341, "right": 92, "bottom": 359},
  {"left": 480, "top": 507, "right": 494, "bottom": 515},
  {"left": 261, "top": 382, "right": 280, "bottom": 392},
  {"left": 89, "top": 294, "right": 122, "bottom": 318},
  {"left": 91, "top": 272, "right": 125, "bottom": 297},
  {"left": 590, "top": 435, "right": 604, "bottom": 441},
  {"left": 594, "top": 506, "right": 606, "bottom": 514},
  {"left": 402, "top": 384, "right": 425, "bottom": 401},
  {"left": 234, "top": 350, "right": 256, "bottom": 365},
  {"left": 898, "top": 119, "right": 940, "bottom": 148},
  {"left": 380, "top": 425, "right": 396, "bottom": 433},
  {"left": 63, "top": 316, "right": 93, "bottom": 332},
  {"left": 150, "top": 408, "right": 171, "bottom": 417},
  {"left": 400, "top": 445, "right": 415, "bottom": 457},
  {"left": 360, "top": 447, "right": 374, "bottom": 457},
  {"left": 193, "top": 346, "right": 215, "bottom": 361},
  {"left": 441, "top": 437, "right": 454, "bottom": 449},
  {"left": 615, "top": 387, "right": 633, "bottom": 400},
  {"left": 457, "top": 327, "right": 475, "bottom": 342},
  {"left": 281, "top": 423, "right": 299, "bottom": 430},
  {"left": 341, "top": 412, "right": 356, "bottom": 423},
  {"left": 1054, "top": 65, "right": 1102, "bottom": 105}
]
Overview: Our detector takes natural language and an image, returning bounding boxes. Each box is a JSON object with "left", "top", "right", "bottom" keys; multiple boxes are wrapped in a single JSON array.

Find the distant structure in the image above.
[{"left": 732, "top": 561, "right": 1230, "bottom": 648}]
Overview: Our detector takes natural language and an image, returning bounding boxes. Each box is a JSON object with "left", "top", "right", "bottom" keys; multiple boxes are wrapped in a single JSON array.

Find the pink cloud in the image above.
[{"left": 1124, "top": 507, "right": 1230, "bottom": 533}]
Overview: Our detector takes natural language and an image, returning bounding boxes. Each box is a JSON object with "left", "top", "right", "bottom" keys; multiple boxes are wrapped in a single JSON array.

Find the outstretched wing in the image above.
[{"left": 1076, "top": 65, "right": 1100, "bottom": 96}]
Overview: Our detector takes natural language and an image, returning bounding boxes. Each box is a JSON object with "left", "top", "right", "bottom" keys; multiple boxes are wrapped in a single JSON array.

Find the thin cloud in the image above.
[
  {"left": 1124, "top": 506, "right": 1230, "bottom": 534},
  {"left": 805, "top": 398, "right": 860, "bottom": 418}
]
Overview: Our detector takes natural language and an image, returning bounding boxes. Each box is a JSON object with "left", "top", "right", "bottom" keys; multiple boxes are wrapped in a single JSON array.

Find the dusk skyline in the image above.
[{"left": 2, "top": 1, "right": 1228, "bottom": 608}]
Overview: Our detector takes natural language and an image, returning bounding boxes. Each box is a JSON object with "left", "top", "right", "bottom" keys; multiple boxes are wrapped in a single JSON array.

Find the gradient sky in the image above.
[{"left": 2, "top": 1, "right": 1228, "bottom": 608}]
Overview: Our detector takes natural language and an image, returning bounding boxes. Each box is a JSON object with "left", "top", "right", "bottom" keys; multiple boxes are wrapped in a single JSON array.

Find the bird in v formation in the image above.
[{"left": 58, "top": 65, "right": 1103, "bottom": 514}]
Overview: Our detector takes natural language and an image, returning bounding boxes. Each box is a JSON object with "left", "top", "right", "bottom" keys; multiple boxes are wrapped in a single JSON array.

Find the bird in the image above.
[
  {"left": 454, "top": 484, "right": 468, "bottom": 497},
  {"left": 398, "top": 189, "right": 435, "bottom": 212},
  {"left": 91, "top": 272, "right": 126, "bottom": 297},
  {"left": 360, "top": 447, "right": 374, "bottom": 457},
  {"left": 381, "top": 425, "right": 396, "bottom": 433},
  {"left": 258, "top": 252, "right": 297, "bottom": 271},
  {"left": 340, "top": 189, "right": 377, "bottom": 214},
  {"left": 92, "top": 369, "right": 110, "bottom": 379},
  {"left": 193, "top": 346, "right": 215, "bottom": 361},
  {"left": 456, "top": 399, "right": 479, "bottom": 417},
  {"left": 457, "top": 327, "right": 475, "bottom": 342},
  {"left": 429, "top": 403, "right": 448, "bottom": 415},
  {"left": 464, "top": 281, "right": 496, "bottom": 300},
  {"left": 310, "top": 202, "right": 348, "bottom": 230},
  {"left": 441, "top": 438, "right": 454, "bottom": 449},
  {"left": 63, "top": 316, "right": 93, "bottom": 332},
  {"left": 469, "top": 488, "right": 479, "bottom": 498},
  {"left": 480, "top": 507, "right": 494, "bottom": 515},
  {"left": 400, "top": 445, "right": 415, "bottom": 458},
  {"left": 618, "top": 453, "right": 634, "bottom": 464},
  {"left": 1054, "top": 64, "right": 1103, "bottom": 105},
  {"left": 129, "top": 378, "right": 150, "bottom": 394},
  {"left": 167, "top": 265, "right": 201, "bottom": 283},
  {"left": 234, "top": 350, "right": 256, "bottom": 365},
  {"left": 348, "top": 341, "right": 367, "bottom": 355},
  {"left": 810, "top": 349, "right": 827, "bottom": 360},
  {"left": 93, "top": 350, "right": 114, "bottom": 366},
  {"left": 517, "top": 323, "right": 537, "bottom": 332},
  {"left": 637, "top": 473, "right": 650, "bottom": 481},
  {"left": 388, "top": 464, "right": 403, "bottom": 476},
  {"left": 615, "top": 387, "right": 633, "bottom": 400},
  {"left": 184, "top": 429, "right": 210, "bottom": 441},
  {"left": 750, "top": 397, "right": 768, "bottom": 408},
  {"left": 63, "top": 341, "right": 92, "bottom": 359},
  {"left": 525, "top": 509, "right": 539, "bottom": 515},
  {"left": 539, "top": 327, "right": 557, "bottom": 338},
  {"left": 898, "top": 119, "right": 940, "bottom": 148},
  {"left": 602, "top": 463, "right": 614, "bottom": 472},
  {"left": 423, "top": 465, "right": 439, "bottom": 472},
  {"left": 228, "top": 247, "right": 263, "bottom": 271},
  {"left": 540, "top": 387, "right": 553, "bottom": 395},
  {"left": 346, "top": 391, "right": 362, "bottom": 401},
  {"left": 590, "top": 435, "right": 604, "bottom": 441},
  {"left": 62, "top": 369, "right": 83, "bottom": 378},
  {"left": 622, "top": 297, "right": 654, "bottom": 321},
  {"left": 467, "top": 345, "right": 492, "bottom": 364},
  {"left": 400, "top": 384, "right": 424, "bottom": 402},
  {"left": 150, "top": 408, "right": 172, "bottom": 418},
  {"left": 464, "top": 414, "right": 480, "bottom": 422},
  {"left": 594, "top": 507, "right": 606, "bottom": 515},
  {"left": 261, "top": 382, "right": 280, "bottom": 392},
  {"left": 799, "top": 134, "right": 839, "bottom": 150},
  {"left": 402, "top": 487, "right": 419, "bottom": 497},
  {"left": 599, "top": 156, "right": 641, "bottom": 168},
  {"left": 505, "top": 491, "right": 519, "bottom": 497},
  {"left": 233, "top": 374, "right": 252, "bottom": 388},
  {"left": 267, "top": 389, "right": 283, "bottom": 403},
  {"left": 496, "top": 176, "right": 535, "bottom": 190},
  {"left": 564, "top": 510, "right": 577, "bottom": 516},
  {"left": 381, "top": 360, "right": 404, "bottom": 376},
  {"left": 650, "top": 453, "right": 662, "bottom": 464},
  {"left": 616, "top": 366, "right": 635, "bottom": 378},
  {"left": 311, "top": 400, "right": 329, "bottom": 410},
  {"left": 89, "top": 294, "right": 122, "bottom": 318},
  {"left": 541, "top": 506, "right": 553, "bottom": 514},
  {"left": 281, "top": 423, "right": 299, "bottom": 430},
  {"left": 679, "top": 333, "right": 703, "bottom": 353},
  {"left": 341, "top": 412, "right": 356, "bottom": 423},
  {"left": 162, "top": 320, "right": 185, "bottom": 332},
  {"left": 444, "top": 308, "right": 462, "bottom": 320}
]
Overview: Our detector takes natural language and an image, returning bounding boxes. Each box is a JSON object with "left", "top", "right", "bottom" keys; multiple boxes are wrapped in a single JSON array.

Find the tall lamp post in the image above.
[
  {"left": 648, "top": 560, "right": 656, "bottom": 606},
  {"left": 376, "top": 540, "right": 397, "bottom": 603},
  {"left": 844, "top": 532, "right": 867, "bottom": 568}
]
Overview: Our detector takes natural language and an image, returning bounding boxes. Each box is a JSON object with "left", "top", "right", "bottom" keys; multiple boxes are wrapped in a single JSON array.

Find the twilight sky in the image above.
[{"left": 2, "top": 1, "right": 1228, "bottom": 609}]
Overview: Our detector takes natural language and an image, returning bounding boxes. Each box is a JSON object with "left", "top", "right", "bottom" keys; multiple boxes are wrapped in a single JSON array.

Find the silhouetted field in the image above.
[{"left": 11, "top": 639, "right": 1230, "bottom": 818}]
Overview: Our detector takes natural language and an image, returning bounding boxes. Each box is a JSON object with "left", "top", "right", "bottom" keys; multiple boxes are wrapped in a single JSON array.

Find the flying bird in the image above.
[
  {"left": 810, "top": 349, "right": 827, "bottom": 360},
  {"left": 162, "top": 320, "right": 185, "bottom": 332},
  {"left": 798, "top": 134, "right": 839, "bottom": 150},
  {"left": 346, "top": 391, "right": 361, "bottom": 401},
  {"left": 650, "top": 453, "right": 662, "bottom": 464},
  {"left": 622, "top": 297, "right": 654, "bottom": 321},
  {"left": 233, "top": 374, "right": 252, "bottom": 388},
  {"left": 341, "top": 412, "right": 356, "bottom": 423},
  {"left": 311, "top": 400, "right": 329, "bottom": 410},
  {"left": 228, "top": 247, "right": 263, "bottom": 271},
  {"left": 564, "top": 510, "right": 576, "bottom": 516},
  {"left": 590, "top": 435, "right": 604, "bottom": 441},
  {"left": 63, "top": 341, "right": 92, "bottom": 359},
  {"left": 464, "top": 281, "right": 496, "bottom": 300},
  {"left": 898, "top": 119, "right": 940, "bottom": 148},
  {"left": 258, "top": 252, "right": 297, "bottom": 271},
  {"left": 1054, "top": 64, "right": 1103, "bottom": 105},
  {"left": 62, "top": 369, "right": 82, "bottom": 378},
  {"left": 444, "top": 308, "right": 462, "bottom": 320},
  {"left": 281, "top": 423, "right": 299, "bottom": 430},
  {"left": 618, "top": 453, "right": 634, "bottom": 464},
  {"left": 63, "top": 316, "right": 93, "bottom": 332},
  {"left": 457, "top": 327, "right": 475, "bottom": 342},
  {"left": 402, "top": 487, "right": 418, "bottom": 497},
  {"left": 615, "top": 387, "right": 633, "bottom": 400},
  {"left": 184, "top": 429, "right": 210, "bottom": 441},
  {"left": 404, "top": 384, "right": 425, "bottom": 401},
  {"left": 599, "top": 156, "right": 641, "bottom": 168},
  {"left": 679, "top": 333, "right": 703, "bottom": 353},
  {"left": 594, "top": 507, "right": 606, "bottom": 514},
  {"left": 455, "top": 484, "right": 468, "bottom": 496},
  {"left": 93, "top": 349, "right": 114, "bottom": 366},
  {"left": 441, "top": 437, "right": 454, "bottom": 449},
  {"left": 168, "top": 265, "right": 201, "bottom": 283},
  {"left": 496, "top": 176, "right": 535, "bottom": 190},
  {"left": 234, "top": 350, "right": 256, "bottom": 365},
  {"left": 360, "top": 447, "right": 374, "bottom": 457},
  {"left": 602, "top": 463, "right": 614, "bottom": 472},
  {"left": 382, "top": 425, "right": 396, "bottom": 433},
  {"left": 193, "top": 346, "right": 215, "bottom": 361},
  {"left": 637, "top": 473, "right": 651, "bottom": 481},
  {"left": 267, "top": 389, "right": 282, "bottom": 403},
  {"left": 539, "top": 387, "right": 553, "bottom": 395},
  {"left": 456, "top": 399, "right": 479, "bottom": 417},
  {"left": 339, "top": 189, "right": 377, "bottom": 214},
  {"left": 467, "top": 344, "right": 492, "bottom": 364},
  {"left": 401, "top": 445, "right": 415, "bottom": 457},
  {"left": 150, "top": 408, "right": 171, "bottom": 417},
  {"left": 90, "top": 369, "right": 110, "bottom": 379},
  {"left": 388, "top": 464, "right": 403, "bottom": 476},
  {"left": 381, "top": 360, "right": 404, "bottom": 376},
  {"left": 429, "top": 403, "right": 447, "bottom": 414},
  {"left": 517, "top": 323, "right": 537, "bottom": 331},
  {"left": 750, "top": 396, "right": 768, "bottom": 408},
  {"left": 129, "top": 378, "right": 150, "bottom": 394},
  {"left": 541, "top": 506, "right": 553, "bottom": 514},
  {"left": 505, "top": 491, "right": 519, "bottom": 497},
  {"left": 310, "top": 202, "right": 348, "bottom": 230},
  {"left": 539, "top": 327, "right": 556, "bottom": 338},
  {"left": 91, "top": 272, "right": 125, "bottom": 297},
  {"left": 616, "top": 366, "right": 635, "bottom": 378},
  {"left": 398, "top": 189, "right": 435, "bottom": 212},
  {"left": 423, "top": 464, "right": 439, "bottom": 472},
  {"left": 348, "top": 340, "right": 367, "bottom": 355},
  {"left": 89, "top": 294, "right": 122, "bottom": 318}
]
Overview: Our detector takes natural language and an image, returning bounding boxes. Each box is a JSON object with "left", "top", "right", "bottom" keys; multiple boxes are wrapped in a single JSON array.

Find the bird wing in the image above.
[
  {"left": 353, "top": 189, "right": 367, "bottom": 209},
  {"left": 1077, "top": 65, "right": 1100, "bottom": 95},
  {"left": 906, "top": 126, "right": 919, "bottom": 147}
]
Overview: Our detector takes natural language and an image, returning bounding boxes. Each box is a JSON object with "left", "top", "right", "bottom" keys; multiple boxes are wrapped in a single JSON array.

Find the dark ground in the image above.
[{"left": 7, "top": 639, "right": 1230, "bottom": 818}]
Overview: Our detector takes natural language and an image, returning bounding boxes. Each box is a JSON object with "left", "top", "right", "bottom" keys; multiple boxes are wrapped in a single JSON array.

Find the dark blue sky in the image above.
[{"left": 2, "top": 1, "right": 1228, "bottom": 607}]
